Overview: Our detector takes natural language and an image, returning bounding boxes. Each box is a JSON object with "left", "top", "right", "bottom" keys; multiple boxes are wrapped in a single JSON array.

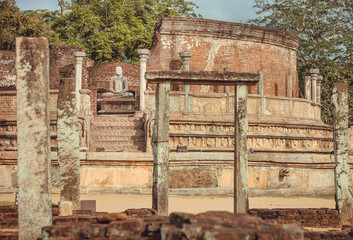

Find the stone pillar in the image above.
[
  {"left": 79, "top": 89, "right": 92, "bottom": 151},
  {"left": 286, "top": 73, "right": 292, "bottom": 98},
  {"left": 74, "top": 52, "right": 85, "bottom": 111},
  {"left": 16, "top": 37, "right": 52, "bottom": 240},
  {"left": 309, "top": 69, "right": 319, "bottom": 103},
  {"left": 138, "top": 49, "right": 150, "bottom": 111},
  {"left": 152, "top": 81, "right": 171, "bottom": 216},
  {"left": 316, "top": 75, "right": 323, "bottom": 104},
  {"left": 224, "top": 68, "right": 230, "bottom": 93},
  {"left": 234, "top": 84, "right": 249, "bottom": 213},
  {"left": 257, "top": 70, "right": 269, "bottom": 115},
  {"left": 332, "top": 83, "right": 353, "bottom": 225},
  {"left": 79, "top": 89, "right": 92, "bottom": 116},
  {"left": 57, "top": 75, "right": 81, "bottom": 210},
  {"left": 179, "top": 51, "right": 192, "bottom": 112},
  {"left": 304, "top": 76, "right": 311, "bottom": 100}
]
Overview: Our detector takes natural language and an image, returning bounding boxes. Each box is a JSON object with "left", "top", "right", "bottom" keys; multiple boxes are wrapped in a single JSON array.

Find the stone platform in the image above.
[{"left": 97, "top": 95, "right": 136, "bottom": 114}]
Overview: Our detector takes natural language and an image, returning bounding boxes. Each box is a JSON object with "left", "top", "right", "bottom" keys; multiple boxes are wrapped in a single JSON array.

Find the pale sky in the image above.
[{"left": 16, "top": 0, "right": 258, "bottom": 23}]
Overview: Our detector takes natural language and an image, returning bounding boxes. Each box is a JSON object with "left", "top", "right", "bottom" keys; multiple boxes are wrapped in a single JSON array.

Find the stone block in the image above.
[
  {"left": 58, "top": 201, "right": 73, "bottom": 217},
  {"left": 81, "top": 200, "right": 96, "bottom": 212},
  {"left": 169, "top": 167, "right": 217, "bottom": 188},
  {"left": 106, "top": 218, "right": 145, "bottom": 238}
]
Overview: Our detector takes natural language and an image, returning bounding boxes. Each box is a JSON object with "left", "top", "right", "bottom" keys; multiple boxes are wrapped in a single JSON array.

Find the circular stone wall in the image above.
[{"left": 147, "top": 17, "right": 300, "bottom": 97}]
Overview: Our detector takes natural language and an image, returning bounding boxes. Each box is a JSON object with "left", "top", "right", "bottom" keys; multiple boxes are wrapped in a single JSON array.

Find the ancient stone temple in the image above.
[{"left": 0, "top": 17, "right": 352, "bottom": 196}]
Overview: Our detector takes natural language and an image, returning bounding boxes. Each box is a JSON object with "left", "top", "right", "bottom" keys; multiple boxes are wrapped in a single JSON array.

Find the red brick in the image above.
[{"left": 148, "top": 18, "right": 300, "bottom": 98}]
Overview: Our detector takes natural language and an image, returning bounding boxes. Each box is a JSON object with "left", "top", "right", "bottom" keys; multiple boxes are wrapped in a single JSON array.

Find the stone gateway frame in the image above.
[{"left": 146, "top": 70, "right": 260, "bottom": 215}]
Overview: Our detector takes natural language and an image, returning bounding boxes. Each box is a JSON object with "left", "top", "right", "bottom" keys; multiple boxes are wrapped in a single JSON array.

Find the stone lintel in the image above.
[
  {"left": 137, "top": 49, "right": 150, "bottom": 56},
  {"left": 146, "top": 70, "right": 260, "bottom": 86},
  {"left": 179, "top": 51, "right": 193, "bottom": 59},
  {"left": 74, "top": 51, "right": 85, "bottom": 58},
  {"left": 309, "top": 69, "right": 320, "bottom": 75}
]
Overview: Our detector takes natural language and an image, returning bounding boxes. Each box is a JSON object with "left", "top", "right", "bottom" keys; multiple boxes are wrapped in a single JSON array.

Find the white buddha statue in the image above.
[{"left": 103, "top": 66, "right": 132, "bottom": 97}]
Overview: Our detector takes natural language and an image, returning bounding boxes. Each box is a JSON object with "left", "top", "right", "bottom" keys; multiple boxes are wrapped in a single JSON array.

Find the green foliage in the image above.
[
  {"left": 0, "top": 0, "right": 62, "bottom": 51},
  {"left": 249, "top": 0, "right": 353, "bottom": 125},
  {"left": 44, "top": 0, "right": 201, "bottom": 64}
]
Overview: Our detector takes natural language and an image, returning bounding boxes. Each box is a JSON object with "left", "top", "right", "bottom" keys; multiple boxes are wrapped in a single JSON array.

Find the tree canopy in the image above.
[
  {"left": 40, "top": 0, "right": 200, "bottom": 64},
  {"left": 249, "top": 0, "right": 353, "bottom": 124},
  {"left": 0, "top": 0, "right": 200, "bottom": 64},
  {"left": 0, "top": 0, "right": 62, "bottom": 51}
]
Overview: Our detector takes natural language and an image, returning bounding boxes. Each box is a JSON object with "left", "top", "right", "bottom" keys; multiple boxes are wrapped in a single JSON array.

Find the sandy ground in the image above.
[{"left": 0, "top": 193, "right": 335, "bottom": 214}]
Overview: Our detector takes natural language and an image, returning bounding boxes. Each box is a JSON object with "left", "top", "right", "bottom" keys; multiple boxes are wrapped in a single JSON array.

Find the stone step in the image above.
[
  {"left": 90, "top": 124, "right": 144, "bottom": 131},
  {"left": 90, "top": 135, "right": 144, "bottom": 141},
  {"left": 91, "top": 115, "right": 144, "bottom": 123},
  {"left": 90, "top": 141, "right": 145, "bottom": 152},
  {"left": 0, "top": 218, "right": 18, "bottom": 229}
]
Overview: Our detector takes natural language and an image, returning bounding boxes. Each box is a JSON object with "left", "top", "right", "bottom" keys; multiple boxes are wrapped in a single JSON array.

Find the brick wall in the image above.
[
  {"left": 50, "top": 45, "right": 93, "bottom": 89},
  {"left": 248, "top": 208, "right": 341, "bottom": 228},
  {"left": 147, "top": 18, "right": 300, "bottom": 97},
  {"left": 88, "top": 62, "right": 140, "bottom": 92},
  {"left": 0, "top": 51, "right": 16, "bottom": 90}
]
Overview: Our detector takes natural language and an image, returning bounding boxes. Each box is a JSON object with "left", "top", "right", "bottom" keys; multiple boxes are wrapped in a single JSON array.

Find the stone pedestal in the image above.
[
  {"left": 16, "top": 37, "right": 52, "bottom": 240},
  {"left": 98, "top": 95, "right": 136, "bottom": 114}
]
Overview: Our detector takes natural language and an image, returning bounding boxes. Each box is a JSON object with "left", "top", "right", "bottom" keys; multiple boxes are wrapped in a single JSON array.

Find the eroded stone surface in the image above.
[
  {"left": 332, "top": 83, "right": 353, "bottom": 225},
  {"left": 57, "top": 75, "right": 80, "bottom": 210},
  {"left": 16, "top": 37, "right": 52, "bottom": 240}
]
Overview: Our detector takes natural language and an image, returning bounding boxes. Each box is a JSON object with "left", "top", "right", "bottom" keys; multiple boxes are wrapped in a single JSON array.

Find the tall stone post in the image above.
[
  {"left": 57, "top": 70, "right": 81, "bottom": 210},
  {"left": 332, "top": 83, "right": 353, "bottom": 225},
  {"left": 224, "top": 67, "right": 230, "bottom": 93},
  {"left": 286, "top": 73, "right": 292, "bottom": 98},
  {"left": 79, "top": 89, "right": 92, "bottom": 151},
  {"left": 74, "top": 52, "right": 85, "bottom": 111},
  {"left": 179, "top": 51, "right": 192, "bottom": 112},
  {"left": 304, "top": 76, "right": 311, "bottom": 100},
  {"left": 16, "top": 37, "right": 52, "bottom": 240},
  {"left": 234, "top": 84, "right": 249, "bottom": 213},
  {"left": 152, "top": 81, "right": 171, "bottom": 216},
  {"left": 138, "top": 49, "right": 150, "bottom": 111},
  {"left": 257, "top": 70, "right": 269, "bottom": 115},
  {"left": 309, "top": 69, "right": 319, "bottom": 103},
  {"left": 316, "top": 75, "right": 323, "bottom": 104}
]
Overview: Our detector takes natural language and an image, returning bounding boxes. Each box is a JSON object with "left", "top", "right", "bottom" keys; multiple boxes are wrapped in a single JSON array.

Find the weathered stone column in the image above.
[
  {"left": 316, "top": 75, "right": 323, "bottom": 104},
  {"left": 179, "top": 51, "right": 192, "bottom": 112},
  {"left": 309, "top": 69, "right": 319, "bottom": 103},
  {"left": 234, "top": 84, "right": 249, "bottom": 213},
  {"left": 257, "top": 70, "right": 269, "bottom": 115},
  {"left": 57, "top": 69, "right": 81, "bottom": 210},
  {"left": 286, "top": 73, "right": 292, "bottom": 98},
  {"left": 138, "top": 49, "right": 150, "bottom": 111},
  {"left": 304, "top": 76, "right": 311, "bottom": 100},
  {"left": 79, "top": 89, "right": 92, "bottom": 151},
  {"left": 332, "top": 83, "right": 353, "bottom": 225},
  {"left": 152, "top": 81, "right": 171, "bottom": 216},
  {"left": 16, "top": 37, "right": 52, "bottom": 240},
  {"left": 74, "top": 52, "right": 85, "bottom": 111},
  {"left": 224, "top": 67, "right": 230, "bottom": 93}
]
